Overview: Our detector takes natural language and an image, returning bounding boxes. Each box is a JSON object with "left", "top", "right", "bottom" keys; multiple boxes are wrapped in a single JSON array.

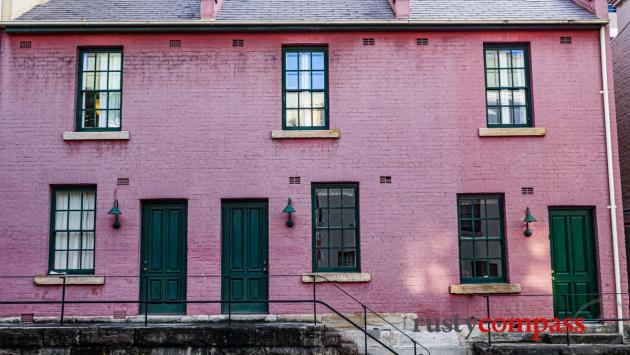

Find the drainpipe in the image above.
[{"left": 599, "top": 25, "right": 624, "bottom": 337}]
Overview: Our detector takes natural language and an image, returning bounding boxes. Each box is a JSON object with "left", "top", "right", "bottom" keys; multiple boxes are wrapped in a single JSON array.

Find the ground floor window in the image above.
[
  {"left": 312, "top": 183, "right": 359, "bottom": 272},
  {"left": 49, "top": 187, "right": 96, "bottom": 274},
  {"left": 457, "top": 194, "right": 505, "bottom": 283}
]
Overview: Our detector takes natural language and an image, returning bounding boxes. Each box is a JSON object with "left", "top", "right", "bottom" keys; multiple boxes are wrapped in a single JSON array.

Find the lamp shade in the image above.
[
  {"left": 523, "top": 207, "right": 537, "bottom": 223},
  {"left": 283, "top": 198, "right": 296, "bottom": 214}
]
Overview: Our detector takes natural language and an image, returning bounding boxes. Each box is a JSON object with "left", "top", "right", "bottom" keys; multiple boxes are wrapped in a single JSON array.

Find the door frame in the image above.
[
  {"left": 139, "top": 199, "right": 188, "bottom": 315},
  {"left": 221, "top": 199, "right": 269, "bottom": 314},
  {"left": 548, "top": 206, "right": 600, "bottom": 319}
]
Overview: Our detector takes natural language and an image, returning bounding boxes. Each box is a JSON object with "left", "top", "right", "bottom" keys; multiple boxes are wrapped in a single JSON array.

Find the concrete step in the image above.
[
  {"left": 541, "top": 333, "right": 624, "bottom": 345},
  {"left": 473, "top": 343, "right": 630, "bottom": 355}
]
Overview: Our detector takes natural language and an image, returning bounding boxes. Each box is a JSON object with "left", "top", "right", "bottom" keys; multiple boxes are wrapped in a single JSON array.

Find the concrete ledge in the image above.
[
  {"left": 450, "top": 283, "right": 521, "bottom": 295},
  {"left": 63, "top": 131, "right": 130, "bottom": 141},
  {"left": 271, "top": 129, "right": 340, "bottom": 139},
  {"left": 33, "top": 275, "right": 105, "bottom": 286},
  {"left": 301, "top": 272, "right": 371, "bottom": 283},
  {"left": 479, "top": 127, "right": 546, "bottom": 137}
]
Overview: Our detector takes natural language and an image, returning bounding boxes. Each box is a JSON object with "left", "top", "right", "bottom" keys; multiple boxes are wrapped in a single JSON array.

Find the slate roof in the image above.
[
  {"left": 408, "top": 0, "right": 597, "bottom": 20},
  {"left": 16, "top": 0, "right": 597, "bottom": 22}
]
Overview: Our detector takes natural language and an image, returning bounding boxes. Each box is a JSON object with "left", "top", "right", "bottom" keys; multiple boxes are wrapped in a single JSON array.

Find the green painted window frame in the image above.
[
  {"left": 312, "top": 183, "right": 360, "bottom": 272},
  {"left": 282, "top": 46, "right": 329, "bottom": 130},
  {"left": 76, "top": 48, "right": 123, "bottom": 131},
  {"left": 484, "top": 44, "right": 533, "bottom": 128},
  {"left": 48, "top": 186, "right": 97, "bottom": 274},
  {"left": 457, "top": 194, "right": 506, "bottom": 284}
]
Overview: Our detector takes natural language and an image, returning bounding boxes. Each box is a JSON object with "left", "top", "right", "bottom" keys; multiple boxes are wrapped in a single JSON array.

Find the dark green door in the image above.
[
  {"left": 140, "top": 201, "right": 187, "bottom": 314},
  {"left": 549, "top": 208, "right": 599, "bottom": 319},
  {"left": 221, "top": 200, "right": 269, "bottom": 314}
]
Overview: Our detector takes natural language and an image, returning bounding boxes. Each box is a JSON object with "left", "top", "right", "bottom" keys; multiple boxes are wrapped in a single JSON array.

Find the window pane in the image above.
[
  {"left": 68, "top": 251, "right": 81, "bottom": 269},
  {"left": 474, "top": 261, "right": 488, "bottom": 278},
  {"left": 312, "top": 72, "right": 325, "bottom": 90},
  {"left": 312, "top": 52, "right": 324, "bottom": 70},
  {"left": 513, "top": 89, "right": 526, "bottom": 105},
  {"left": 512, "top": 50, "right": 525, "bottom": 67},
  {"left": 315, "top": 231, "right": 328, "bottom": 247},
  {"left": 343, "top": 230, "right": 355, "bottom": 247},
  {"left": 96, "top": 53, "right": 109, "bottom": 71},
  {"left": 109, "top": 53, "right": 122, "bottom": 71},
  {"left": 486, "top": 220, "right": 501, "bottom": 237},
  {"left": 500, "top": 90, "right": 512, "bottom": 106},
  {"left": 286, "top": 72, "right": 298, "bottom": 90},
  {"left": 82, "top": 211, "right": 95, "bottom": 230},
  {"left": 488, "top": 108, "right": 499, "bottom": 124},
  {"left": 486, "top": 70, "right": 499, "bottom": 87},
  {"left": 299, "top": 109, "right": 311, "bottom": 126},
  {"left": 501, "top": 107, "right": 512, "bottom": 124},
  {"left": 69, "top": 232, "right": 81, "bottom": 249},
  {"left": 329, "top": 189, "right": 341, "bottom": 207},
  {"left": 329, "top": 209, "right": 342, "bottom": 228},
  {"left": 488, "top": 241, "right": 502, "bottom": 258},
  {"left": 488, "top": 260, "right": 502, "bottom": 277},
  {"left": 342, "top": 189, "right": 355, "bottom": 207},
  {"left": 286, "top": 53, "right": 298, "bottom": 70},
  {"left": 299, "top": 52, "right": 310, "bottom": 70},
  {"left": 513, "top": 69, "right": 526, "bottom": 87},
  {"left": 299, "top": 91, "right": 311, "bottom": 108},
  {"left": 83, "top": 92, "right": 95, "bottom": 110},
  {"left": 475, "top": 240, "right": 487, "bottom": 258},
  {"left": 499, "top": 69, "right": 512, "bottom": 87},
  {"left": 316, "top": 189, "right": 328, "bottom": 208},
  {"left": 82, "top": 232, "right": 95, "bottom": 249},
  {"left": 459, "top": 200, "right": 473, "bottom": 218},
  {"left": 498, "top": 50, "right": 511, "bottom": 67},
  {"left": 95, "top": 110, "right": 107, "bottom": 128},
  {"left": 286, "top": 110, "right": 298, "bottom": 127},
  {"left": 55, "top": 212, "right": 68, "bottom": 230},
  {"left": 69, "top": 212, "right": 81, "bottom": 230},
  {"left": 316, "top": 248, "right": 329, "bottom": 268},
  {"left": 95, "top": 72, "right": 108, "bottom": 90},
  {"left": 56, "top": 191, "right": 69, "bottom": 210},
  {"left": 108, "top": 72, "right": 121, "bottom": 90},
  {"left": 108, "top": 110, "right": 121, "bottom": 128},
  {"left": 316, "top": 208, "right": 328, "bottom": 227},
  {"left": 96, "top": 92, "right": 107, "bottom": 110},
  {"left": 81, "top": 251, "right": 94, "bottom": 269},
  {"left": 84, "top": 53, "right": 96, "bottom": 71},
  {"left": 312, "top": 110, "right": 325, "bottom": 127},
  {"left": 55, "top": 232, "right": 68, "bottom": 249},
  {"left": 343, "top": 209, "right": 355, "bottom": 228},
  {"left": 312, "top": 92, "right": 325, "bottom": 108},
  {"left": 461, "top": 260, "right": 473, "bottom": 278},
  {"left": 83, "top": 72, "right": 95, "bottom": 90},
  {"left": 485, "top": 199, "right": 500, "bottom": 218},
  {"left": 83, "top": 111, "right": 95, "bottom": 128},
  {"left": 286, "top": 93, "right": 298, "bottom": 108},
  {"left": 514, "top": 107, "right": 527, "bottom": 124},
  {"left": 54, "top": 251, "right": 67, "bottom": 269},
  {"left": 299, "top": 71, "right": 311, "bottom": 90},
  {"left": 330, "top": 230, "right": 342, "bottom": 247},
  {"left": 107, "top": 92, "right": 120, "bottom": 109},
  {"left": 461, "top": 240, "right": 473, "bottom": 258},
  {"left": 487, "top": 90, "right": 499, "bottom": 106},
  {"left": 69, "top": 191, "right": 81, "bottom": 209},
  {"left": 485, "top": 50, "right": 498, "bottom": 68}
]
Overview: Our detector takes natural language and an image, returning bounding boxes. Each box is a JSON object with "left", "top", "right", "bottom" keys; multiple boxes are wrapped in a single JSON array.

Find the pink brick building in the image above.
[{"left": 0, "top": 0, "right": 627, "bottom": 339}]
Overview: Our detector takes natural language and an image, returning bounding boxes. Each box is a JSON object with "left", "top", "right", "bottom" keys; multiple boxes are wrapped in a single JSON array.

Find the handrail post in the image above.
[
  {"left": 227, "top": 276, "right": 232, "bottom": 326},
  {"left": 144, "top": 277, "right": 149, "bottom": 326},
  {"left": 486, "top": 296, "right": 491, "bottom": 348},
  {"left": 363, "top": 305, "right": 368, "bottom": 355},
  {"left": 414, "top": 341, "right": 417, "bottom": 355},
  {"left": 313, "top": 276, "right": 317, "bottom": 325},
  {"left": 60, "top": 276, "right": 66, "bottom": 326}
]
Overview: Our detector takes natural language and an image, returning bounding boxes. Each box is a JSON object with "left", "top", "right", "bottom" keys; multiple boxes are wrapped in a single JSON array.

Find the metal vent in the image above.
[
  {"left": 19, "top": 41, "right": 32, "bottom": 49},
  {"left": 232, "top": 39, "right": 244, "bottom": 47},
  {"left": 169, "top": 40, "right": 181, "bottom": 48},
  {"left": 560, "top": 37, "right": 572, "bottom": 44},
  {"left": 289, "top": 176, "right": 301, "bottom": 185},
  {"left": 21, "top": 314, "right": 34, "bottom": 323},
  {"left": 416, "top": 38, "right": 429, "bottom": 45},
  {"left": 113, "top": 310, "right": 127, "bottom": 320},
  {"left": 363, "top": 38, "right": 375, "bottom": 46},
  {"left": 117, "top": 178, "right": 130, "bottom": 186},
  {"left": 522, "top": 187, "right": 534, "bottom": 195},
  {"left": 380, "top": 176, "right": 392, "bottom": 184}
]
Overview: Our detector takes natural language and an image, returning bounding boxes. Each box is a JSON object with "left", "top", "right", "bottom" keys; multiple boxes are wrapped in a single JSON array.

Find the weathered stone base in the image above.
[{"left": 0, "top": 323, "right": 358, "bottom": 355}]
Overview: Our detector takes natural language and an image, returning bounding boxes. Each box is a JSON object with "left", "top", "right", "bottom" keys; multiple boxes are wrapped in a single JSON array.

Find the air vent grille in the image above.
[
  {"left": 560, "top": 37, "right": 572, "bottom": 45},
  {"left": 363, "top": 38, "right": 375, "bottom": 46},
  {"left": 113, "top": 310, "right": 127, "bottom": 320},
  {"left": 169, "top": 40, "right": 182, "bottom": 48},
  {"left": 380, "top": 176, "right": 392, "bottom": 184},
  {"left": 117, "top": 178, "right": 130, "bottom": 186},
  {"left": 19, "top": 41, "right": 32, "bottom": 49},
  {"left": 522, "top": 187, "right": 534, "bottom": 195},
  {"left": 289, "top": 176, "right": 301, "bottom": 185},
  {"left": 416, "top": 38, "right": 429, "bottom": 45},
  {"left": 232, "top": 39, "right": 244, "bottom": 47}
]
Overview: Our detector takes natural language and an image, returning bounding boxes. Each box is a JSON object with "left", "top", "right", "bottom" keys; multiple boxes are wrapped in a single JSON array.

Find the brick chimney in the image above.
[
  {"left": 201, "top": 0, "right": 224, "bottom": 19},
  {"left": 572, "top": 0, "right": 609, "bottom": 19},
  {"left": 388, "top": 0, "right": 410, "bottom": 18}
]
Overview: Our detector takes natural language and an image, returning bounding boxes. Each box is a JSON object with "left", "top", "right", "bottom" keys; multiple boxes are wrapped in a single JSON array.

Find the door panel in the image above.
[
  {"left": 140, "top": 201, "right": 187, "bottom": 314},
  {"left": 222, "top": 201, "right": 269, "bottom": 314},
  {"left": 549, "top": 208, "right": 599, "bottom": 319}
]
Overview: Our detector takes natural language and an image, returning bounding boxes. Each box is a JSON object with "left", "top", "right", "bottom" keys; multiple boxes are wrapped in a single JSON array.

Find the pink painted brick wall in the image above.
[{"left": 0, "top": 29, "right": 626, "bottom": 320}]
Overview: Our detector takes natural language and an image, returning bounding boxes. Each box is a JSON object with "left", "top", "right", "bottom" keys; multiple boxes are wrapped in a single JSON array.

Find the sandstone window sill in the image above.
[
  {"left": 479, "top": 128, "right": 546, "bottom": 137},
  {"left": 301, "top": 272, "right": 371, "bottom": 283},
  {"left": 450, "top": 283, "right": 521, "bottom": 295},
  {"left": 34, "top": 275, "right": 105, "bottom": 286},
  {"left": 63, "top": 131, "right": 130, "bottom": 141},
  {"left": 271, "top": 129, "right": 340, "bottom": 139}
]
